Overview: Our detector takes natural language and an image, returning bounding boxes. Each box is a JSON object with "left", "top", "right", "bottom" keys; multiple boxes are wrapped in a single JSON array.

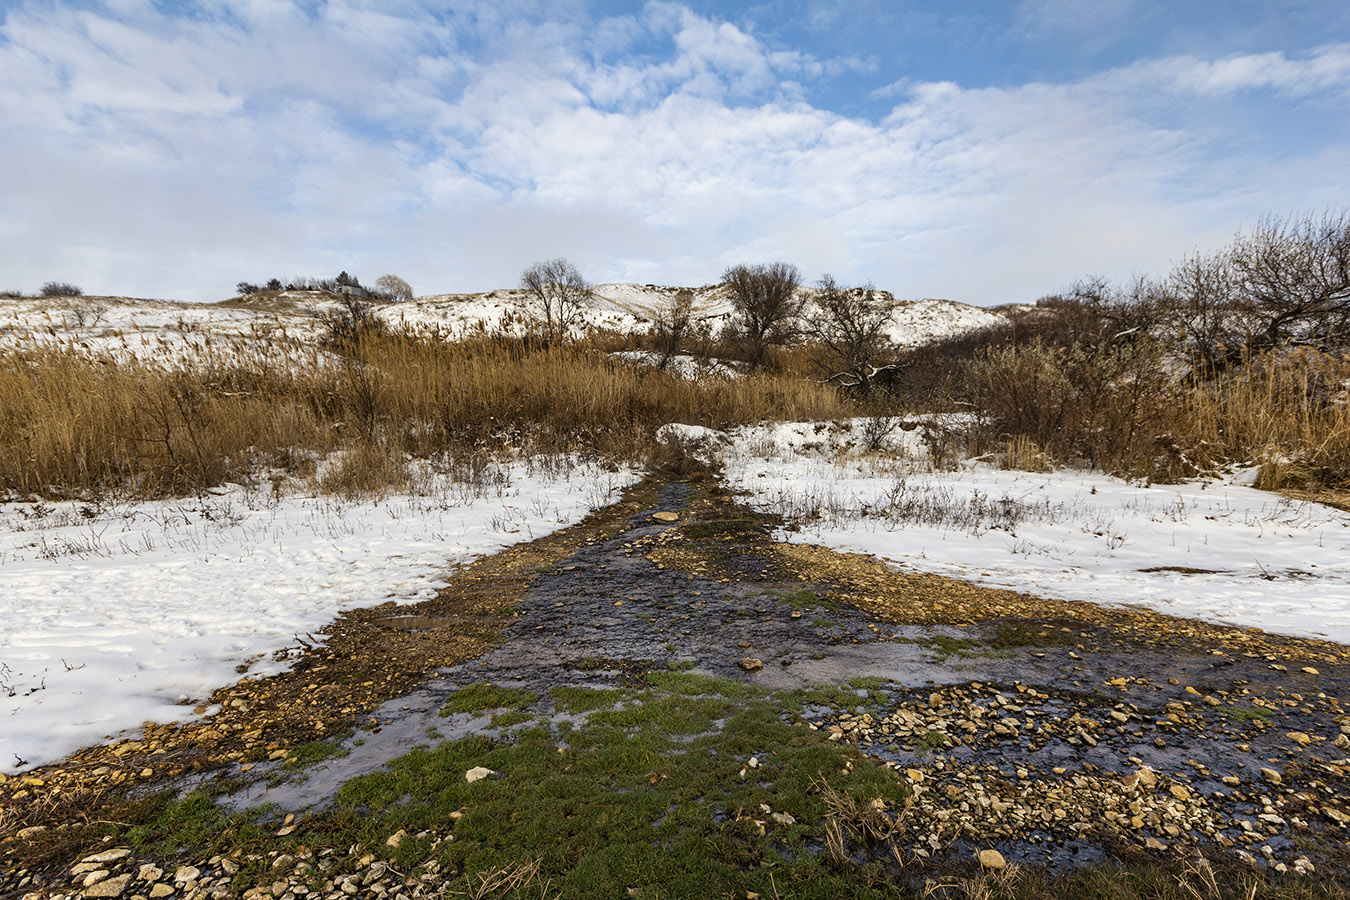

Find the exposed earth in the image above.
[{"left": 3, "top": 467, "right": 1349, "bottom": 899}]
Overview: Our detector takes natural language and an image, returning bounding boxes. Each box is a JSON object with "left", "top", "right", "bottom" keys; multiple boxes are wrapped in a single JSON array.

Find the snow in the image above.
[
  {"left": 884, "top": 299, "right": 1006, "bottom": 348},
  {"left": 718, "top": 420, "right": 1350, "bottom": 646},
  {"left": 0, "top": 459, "right": 636, "bottom": 773}
]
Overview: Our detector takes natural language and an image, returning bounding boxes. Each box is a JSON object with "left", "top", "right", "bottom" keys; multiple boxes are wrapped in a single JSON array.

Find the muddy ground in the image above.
[{"left": 3, "top": 470, "right": 1349, "bottom": 897}]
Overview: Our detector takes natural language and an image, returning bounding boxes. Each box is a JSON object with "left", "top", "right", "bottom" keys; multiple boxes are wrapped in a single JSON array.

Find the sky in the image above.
[{"left": 1, "top": 0, "right": 1348, "bottom": 305}]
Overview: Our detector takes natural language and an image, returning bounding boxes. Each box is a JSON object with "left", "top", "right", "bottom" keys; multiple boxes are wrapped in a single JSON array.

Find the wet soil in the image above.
[
  {"left": 230, "top": 478, "right": 1350, "bottom": 874},
  {"left": 4, "top": 470, "right": 1350, "bottom": 893}
]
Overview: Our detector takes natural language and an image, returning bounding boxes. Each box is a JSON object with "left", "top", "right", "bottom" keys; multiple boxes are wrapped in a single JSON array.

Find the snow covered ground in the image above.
[
  {"left": 0, "top": 460, "right": 636, "bottom": 773},
  {"left": 717, "top": 420, "right": 1350, "bottom": 646},
  {"left": 2, "top": 287, "right": 1011, "bottom": 356}
]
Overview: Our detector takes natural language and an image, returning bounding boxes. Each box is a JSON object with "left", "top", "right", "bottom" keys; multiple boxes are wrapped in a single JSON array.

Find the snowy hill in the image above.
[{"left": 0, "top": 285, "right": 1011, "bottom": 354}]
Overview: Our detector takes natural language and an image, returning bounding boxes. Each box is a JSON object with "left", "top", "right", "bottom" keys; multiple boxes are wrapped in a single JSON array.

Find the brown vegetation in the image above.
[{"left": 0, "top": 331, "right": 847, "bottom": 500}]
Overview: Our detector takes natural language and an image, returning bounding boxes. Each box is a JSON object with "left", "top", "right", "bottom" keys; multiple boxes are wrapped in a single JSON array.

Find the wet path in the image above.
[{"left": 230, "top": 480, "right": 1350, "bottom": 874}]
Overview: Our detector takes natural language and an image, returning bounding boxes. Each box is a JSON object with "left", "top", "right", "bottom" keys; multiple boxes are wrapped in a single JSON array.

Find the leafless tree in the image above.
[
  {"left": 1228, "top": 211, "right": 1350, "bottom": 354},
  {"left": 652, "top": 289, "right": 695, "bottom": 369},
  {"left": 1160, "top": 211, "right": 1350, "bottom": 369},
  {"left": 41, "top": 281, "right": 83, "bottom": 297},
  {"left": 721, "top": 262, "right": 803, "bottom": 368},
  {"left": 63, "top": 297, "right": 109, "bottom": 329},
  {"left": 519, "top": 258, "right": 592, "bottom": 343},
  {"left": 375, "top": 274, "right": 414, "bottom": 302},
  {"left": 807, "top": 276, "right": 897, "bottom": 393}
]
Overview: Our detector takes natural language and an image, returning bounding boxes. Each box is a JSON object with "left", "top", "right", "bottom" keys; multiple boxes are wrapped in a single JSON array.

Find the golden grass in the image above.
[{"left": 0, "top": 332, "right": 848, "bottom": 499}]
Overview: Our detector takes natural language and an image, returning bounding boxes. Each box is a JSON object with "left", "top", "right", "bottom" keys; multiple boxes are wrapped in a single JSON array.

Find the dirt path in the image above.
[{"left": 4, "top": 470, "right": 1350, "bottom": 897}]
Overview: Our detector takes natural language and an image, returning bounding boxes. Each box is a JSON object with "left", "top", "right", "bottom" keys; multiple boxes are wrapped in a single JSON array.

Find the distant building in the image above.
[{"left": 337, "top": 284, "right": 369, "bottom": 298}]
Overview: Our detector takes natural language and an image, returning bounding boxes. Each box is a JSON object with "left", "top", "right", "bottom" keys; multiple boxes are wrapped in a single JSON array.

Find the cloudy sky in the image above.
[{"left": 2, "top": 1, "right": 1348, "bottom": 304}]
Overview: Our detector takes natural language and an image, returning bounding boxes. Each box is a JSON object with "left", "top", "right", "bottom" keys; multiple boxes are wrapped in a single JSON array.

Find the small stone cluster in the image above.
[
  {"left": 806, "top": 680, "right": 1350, "bottom": 871},
  {"left": 16, "top": 829, "right": 466, "bottom": 900}
]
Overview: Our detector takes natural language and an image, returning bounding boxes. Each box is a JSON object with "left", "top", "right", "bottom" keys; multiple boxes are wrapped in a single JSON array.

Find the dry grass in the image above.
[
  {"left": 0, "top": 331, "right": 848, "bottom": 500},
  {"left": 963, "top": 341, "right": 1350, "bottom": 487}
]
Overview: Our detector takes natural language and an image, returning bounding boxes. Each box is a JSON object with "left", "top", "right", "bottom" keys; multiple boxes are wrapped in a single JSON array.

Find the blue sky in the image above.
[{"left": 2, "top": 1, "right": 1348, "bottom": 304}]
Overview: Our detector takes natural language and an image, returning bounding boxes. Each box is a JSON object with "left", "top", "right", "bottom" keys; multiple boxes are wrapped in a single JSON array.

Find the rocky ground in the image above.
[{"left": 3, "top": 468, "right": 1349, "bottom": 899}]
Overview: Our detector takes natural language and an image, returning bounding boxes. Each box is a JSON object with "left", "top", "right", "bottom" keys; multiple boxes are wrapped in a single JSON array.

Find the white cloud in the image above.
[{"left": 0, "top": 2, "right": 1346, "bottom": 303}]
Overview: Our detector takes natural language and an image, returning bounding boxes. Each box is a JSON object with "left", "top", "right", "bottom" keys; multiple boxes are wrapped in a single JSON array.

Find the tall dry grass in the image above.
[
  {"left": 0, "top": 332, "right": 848, "bottom": 499},
  {"left": 964, "top": 341, "right": 1350, "bottom": 486}
]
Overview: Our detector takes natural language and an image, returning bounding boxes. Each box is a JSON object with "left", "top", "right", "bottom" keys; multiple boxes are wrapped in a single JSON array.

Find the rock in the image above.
[
  {"left": 977, "top": 849, "right": 1005, "bottom": 870},
  {"left": 1301, "top": 667, "right": 1319, "bottom": 675},
  {"left": 175, "top": 866, "right": 200, "bottom": 883},
  {"left": 86, "top": 874, "right": 133, "bottom": 898},
  {"left": 1169, "top": 785, "right": 1190, "bottom": 801},
  {"left": 465, "top": 766, "right": 495, "bottom": 783},
  {"left": 1144, "top": 836, "right": 1168, "bottom": 851},
  {"left": 386, "top": 829, "right": 409, "bottom": 848},
  {"left": 738, "top": 658, "right": 763, "bottom": 672},
  {"left": 650, "top": 511, "right": 679, "bottom": 523},
  {"left": 16, "top": 825, "right": 48, "bottom": 839},
  {"left": 1260, "top": 767, "right": 1283, "bottom": 785},
  {"left": 770, "top": 812, "right": 796, "bottom": 825},
  {"left": 83, "top": 849, "right": 132, "bottom": 865},
  {"left": 150, "top": 884, "right": 176, "bottom": 898},
  {"left": 1286, "top": 732, "right": 1312, "bottom": 747}
]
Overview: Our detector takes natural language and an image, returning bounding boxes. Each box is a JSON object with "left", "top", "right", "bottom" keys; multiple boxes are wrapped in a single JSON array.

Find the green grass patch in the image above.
[
  {"left": 795, "top": 677, "right": 891, "bottom": 712},
  {"left": 489, "top": 710, "right": 534, "bottom": 728},
  {"left": 440, "top": 682, "right": 539, "bottom": 716},
  {"left": 1221, "top": 704, "right": 1275, "bottom": 722},
  {"left": 550, "top": 686, "right": 629, "bottom": 714},
  {"left": 284, "top": 737, "right": 350, "bottom": 768}
]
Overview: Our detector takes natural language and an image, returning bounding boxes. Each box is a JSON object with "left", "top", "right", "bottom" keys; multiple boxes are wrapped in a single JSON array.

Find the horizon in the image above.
[{"left": 2, "top": 1, "right": 1348, "bottom": 306}]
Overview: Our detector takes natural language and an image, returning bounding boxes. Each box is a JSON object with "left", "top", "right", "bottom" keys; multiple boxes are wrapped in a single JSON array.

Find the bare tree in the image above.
[
  {"left": 375, "top": 274, "right": 414, "bottom": 302},
  {"left": 721, "top": 262, "right": 803, "bottom": 368},
  {"left": 1159, "top": 211, "right": 1350, "bottom": 369},
  {"left": 41, "top": 281, "right": 83, "bottom": 297},
  {"left": 1228, "top": 211, "right": 1350, "bottom": 354},
  {"left": 807, "top": 276, "right": 897, "bottom": 393},
  {"left": 519, "top": 258, "right": 591, "bottom": 343},
  {"left": 652, "top": 289, "right": 695, "bottom": 369}
]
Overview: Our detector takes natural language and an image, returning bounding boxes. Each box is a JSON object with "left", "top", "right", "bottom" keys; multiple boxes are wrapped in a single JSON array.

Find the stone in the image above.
[
  {"left": 976, "top": 849, "right": 1005, "bottom": 870},
  {"left": 1144, "top": 836, "right": 1168, "bottom": 851},
  {"left": 174, "top": 866, "right": 200, "bottom": 883},
  {"left": 1301, "top": 667, "right": 1319, "bottom": 675},
  {"left": 770, "top": 812, "right": 796, "bottom": 825},
  {"left": 1286, "top": 732, "right": 1312, "bottom": 747},
  {"left": 1260, "top": 768, "right": 1283, "bottom": 785},
  {"left": 738, "top": 658, "right": 763, "bottom": 672},
  {"left": 385, "top": 829, "right": 409, "bottom": 848},
  {"left": 86, "top": 874, "right": 134, "bottom": 898},
  {"left": 650, "top": 511, "right": 679, "bottom": 522},
  {"left": 150, "top": 884, "right": 176, "bottom": 898},
  {"left": 83, "top": 849, "right": 133, "bottom": 865},
  {"left": 465, "top": 766, "right": 494, "bottom": 783}
]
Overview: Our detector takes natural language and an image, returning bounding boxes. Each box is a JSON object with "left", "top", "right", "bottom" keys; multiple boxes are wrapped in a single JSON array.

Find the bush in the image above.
[{"left": 40, "top": 282, "right": 83, "bottom": 297}]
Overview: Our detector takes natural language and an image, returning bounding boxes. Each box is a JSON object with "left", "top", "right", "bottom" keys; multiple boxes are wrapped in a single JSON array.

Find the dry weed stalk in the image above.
[{"left": 452, "top": 857, "right": 557, "bottom": 900}]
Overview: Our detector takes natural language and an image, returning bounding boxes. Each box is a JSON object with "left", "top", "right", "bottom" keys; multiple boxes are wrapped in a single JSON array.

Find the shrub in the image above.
[{"left": 40, "top": 282, "right": 83, "bottom": 297}]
